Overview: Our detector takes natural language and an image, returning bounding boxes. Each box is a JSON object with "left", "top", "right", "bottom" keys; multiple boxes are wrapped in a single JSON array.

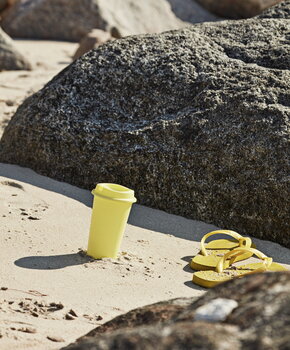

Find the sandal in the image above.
[
  {"left": 192, "top": 247, "right": 287, "bottom": 288},
  {"left": 190, "top": 230, "right": 256, "bottom": 271}
]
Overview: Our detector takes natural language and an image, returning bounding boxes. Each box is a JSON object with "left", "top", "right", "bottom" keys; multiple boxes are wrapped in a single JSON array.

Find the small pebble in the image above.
[
  {"left": 50, "top": 302, "right": 64, "bottom": 309},
  {"left": 83, "top": 314, "right": 93, "bottom": 320},
  {"left": 18, "top": 327, "right": 37, "bottom": 334},
  {"left": 28, "top": 216, "right": 40, "bottom": 220},
  {"left": 47, "top": 335, "right": 64, "bottom": 342},
  {"left": 65, "top": 313, "right": 75, "bottom": 320},
  {"left": 5, "top": 100, "right": 14, "bottom": 106},
  {"left": 68, "top": 309, "right": 78, "bottom": 317}
]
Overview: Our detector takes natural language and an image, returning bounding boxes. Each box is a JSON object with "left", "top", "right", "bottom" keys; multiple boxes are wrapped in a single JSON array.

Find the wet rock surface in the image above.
[
  {"left": 0, "top": 26, "right": 31, "bottom": 70},
  {"left": 1, "top": 0, "right": 183, "bottom": 41},
  {"left": 0, "top": 2, "right": 289, "bottom": 246},
  {"left": 62, "top": 272, "right": 290, "bottom": 349},
  {"left": 196, "top": 0, "right": 282, "bottom": 18}
]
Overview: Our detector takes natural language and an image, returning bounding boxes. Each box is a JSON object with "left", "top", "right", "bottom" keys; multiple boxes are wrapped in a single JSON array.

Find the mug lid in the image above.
[{"left": 92, "top": 183, "right": 137, "bottom": 203}]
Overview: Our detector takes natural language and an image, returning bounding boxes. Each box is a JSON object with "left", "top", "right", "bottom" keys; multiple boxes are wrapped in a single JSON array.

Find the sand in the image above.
[
  {"left": 1, "top": 164, "right": 290, "bottom": 350},
  {"left": 1, "top": 40, "right": 290, "bottom": 350}
]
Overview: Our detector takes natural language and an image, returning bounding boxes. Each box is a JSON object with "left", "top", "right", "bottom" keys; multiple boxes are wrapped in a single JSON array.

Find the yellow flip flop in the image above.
[
  {"left": 190, "top": 230, "right": 256, "bottom": 271},
  {"left": 192, "top": 247, "right": 287, "bottom": 288}
]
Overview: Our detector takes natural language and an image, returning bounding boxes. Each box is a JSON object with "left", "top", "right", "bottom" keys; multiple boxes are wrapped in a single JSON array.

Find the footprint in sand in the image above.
[
  {"left": 0, "top": 180, "right": 49, "bottom": 220},
  {"left": 1, "top": 298, "right": 65, "bottom": 319},
  {"left": 0, "top": 181, "right": 25, "bottom": 191}
]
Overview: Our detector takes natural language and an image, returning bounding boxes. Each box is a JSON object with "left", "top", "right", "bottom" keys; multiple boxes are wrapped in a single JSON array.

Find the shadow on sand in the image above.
[
  {"left": 0, "top": 163, "right": 93, "bottom": 207},
  {"left": 2, "top": 163, "right": 290, "bottom": 266},
  {"left": 14, "top": 253, "right": 92, "bottom": 270}
]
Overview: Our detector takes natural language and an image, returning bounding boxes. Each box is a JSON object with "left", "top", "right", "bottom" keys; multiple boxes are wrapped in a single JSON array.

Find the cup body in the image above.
[{"left": 87, "top": 183, "right": 136, "bottom": 259}]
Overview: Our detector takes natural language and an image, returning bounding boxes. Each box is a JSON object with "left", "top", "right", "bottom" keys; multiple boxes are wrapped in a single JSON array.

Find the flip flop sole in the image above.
[
  {"left": 191, "top": 239, "right": 256, "bottom": 271},
  {"left": 192, "top": 262, "right": 287, "bottom": 288}
]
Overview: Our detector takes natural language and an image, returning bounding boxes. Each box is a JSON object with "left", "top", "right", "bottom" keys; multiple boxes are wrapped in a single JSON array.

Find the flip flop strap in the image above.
[
  {"left": 216, "top": 247, "right": 273, "bottom": 273},
  {"left": 200, "top": 230, "right": 252, "bottom": 256}
]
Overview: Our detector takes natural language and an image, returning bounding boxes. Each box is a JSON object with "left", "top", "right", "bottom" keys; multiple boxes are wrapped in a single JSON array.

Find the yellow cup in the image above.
[{"left": 87, "top": 183, "right": 137, "bottom": 259}]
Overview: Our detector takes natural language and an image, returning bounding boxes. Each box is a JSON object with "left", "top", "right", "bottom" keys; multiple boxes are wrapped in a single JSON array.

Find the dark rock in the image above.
[
  {"left": 1, "top": 0, "right": 184, "bottom": 41},
  {"left": 0, "top": 26, "right": 31, "bottom": 70},
  {"left": 0, "top": 3, "right": 289, "bottom": 246},
  {"left": 0, "top": 0, "right": 16, "bottom": 13},
  {"left": 258, "top": 0, "right": 290, "bottom": 17},
  {"left": 196, "top": 0, "right": 282, "bottom": 18},
  {"left": 167, "top": 0, "right": 220, "bottom": 23},
  {"left": 0, "top": 0, "right": 7, "bottom": 12},
  {"left": 62, "top": 272, "right": 290, "bottom": 350},
  {"left": 64, "top": 322, "right": 240, "bottom": 350},
  {"left": 78, "top": 298, "right": 194, "bottom": 341}
]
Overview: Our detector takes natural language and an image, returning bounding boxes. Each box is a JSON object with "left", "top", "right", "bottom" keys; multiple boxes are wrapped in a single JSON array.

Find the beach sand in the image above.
[
  {"left": 1, "top": 40, "right": 290, "bottom": 350},
  {"left": 1, "top": 163, "right": 290, "bottom": 349}
]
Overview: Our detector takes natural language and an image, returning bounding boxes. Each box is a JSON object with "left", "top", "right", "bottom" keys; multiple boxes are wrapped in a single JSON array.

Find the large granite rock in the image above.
[
  {"left": 196, "top": 0, "right": 282, "bottom": 18},
  {"left": 167, "top": 0, "right": 220, "bottom": 23},
  {"left": 1, "top": 0, "right": 184, "bottom": 41},
  {"left": 62, "top": 272, "right": 290, "bottom": 349},
  {"left": 0, "top": 2, "right": 289, "bottom": 246},
  {"left": 0, "top": 26, "right": 31, "bottom": 70}
]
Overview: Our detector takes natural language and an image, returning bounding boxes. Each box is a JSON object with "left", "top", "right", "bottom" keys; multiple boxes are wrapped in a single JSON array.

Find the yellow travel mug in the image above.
[{"left": 87, "top": 183, "right": 137, "bottom": 259}]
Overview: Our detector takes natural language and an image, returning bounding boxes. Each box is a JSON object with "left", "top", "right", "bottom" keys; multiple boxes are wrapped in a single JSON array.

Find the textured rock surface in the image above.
[
  {"left": 259, "top": 0, "right": 290, "bottom": 17},
  {"left": 73, "top": 29, "right": 112, "bottom": 61},
  {"left": 1, "top": 0, "right": 184, "bottom": 41},
  {"left": 196, "top": 0, "right": 282, "bottom": 18},
  {"left": 0, "top": 26, "right": 31, "bottom": 70},
  {"left": 167, "top": 0, "right": 220, "bottom": 23},
  {"left": 62, "top": 272, "right": 290, "bottom": 349},
  {"left": 0, "top": 2, "right": 290, "bottom": 246},
  {"left": 76, "top": 298, "right": 195, "bottom": 341}
]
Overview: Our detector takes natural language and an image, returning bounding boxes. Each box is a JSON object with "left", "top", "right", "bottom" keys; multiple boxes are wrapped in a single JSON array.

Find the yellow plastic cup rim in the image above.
[{"left": 91, "top": 183, "right": 137, "bottom": 203}]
